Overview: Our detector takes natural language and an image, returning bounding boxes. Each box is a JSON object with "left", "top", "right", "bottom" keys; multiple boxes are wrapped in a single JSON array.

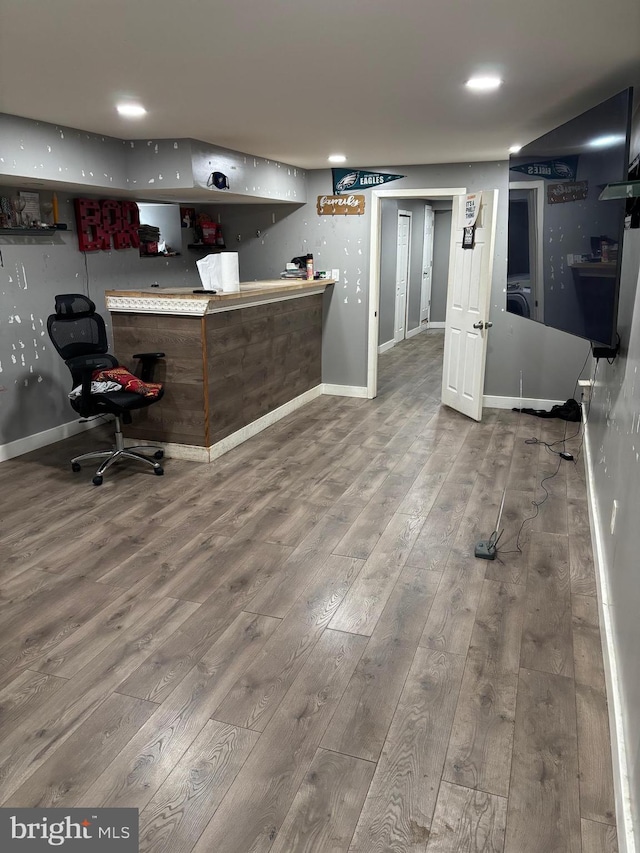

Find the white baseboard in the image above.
[
  {"left": 132, "top": 385, "right": 325, "bottom": 463},
  {"left": 209, "top": 385, "right": 326, "bottom": 461},
  {"left": 583, "top": 418, "right": 636, "bottom": 853},
  {"left": 321, "top": 383, "right": 368, "bottom": 398},
  {"left": 406, "top": 325, "right": 426, "bottom": 339},
  {"left": 2, "top": 384, "right": 369, "bottom": 465},
  {"left": 0, "top": 416, "right": 108, "bottom": 463},
  {"left": 483, "top": 395, "right": 564, "bottom": 410},
  {"left": 428, "top": 321, "right": 445, "bottom": 329},
  {"left": 141, "top": 384, "right": 367, "bottom": 462},
  {"left": 380, "top": 326, "right": 436, "bottom": 349}
]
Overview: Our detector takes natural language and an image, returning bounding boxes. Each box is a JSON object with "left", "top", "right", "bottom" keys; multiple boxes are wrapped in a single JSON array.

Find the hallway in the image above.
[{"left": 0, "top": 330, "right": 617, "bottom": 852}]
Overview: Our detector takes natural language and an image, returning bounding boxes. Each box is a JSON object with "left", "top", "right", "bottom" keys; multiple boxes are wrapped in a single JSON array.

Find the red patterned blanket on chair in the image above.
[{"left": 90, "top": 366, "right": 162, "bottom": 398}]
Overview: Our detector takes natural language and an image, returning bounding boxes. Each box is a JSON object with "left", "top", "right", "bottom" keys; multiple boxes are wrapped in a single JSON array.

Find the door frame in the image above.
[
  {"left": 395, "top": 209, "right": 413, "bottom": 343},
  {"left": 367, "top": 187, "right": 467, "bottom": 398},
  {"left": 420, "top": 203, "right": 434, "bottom": 326},
  {"left": 508, "top": 180, "right": 545, "bottom": 321}
]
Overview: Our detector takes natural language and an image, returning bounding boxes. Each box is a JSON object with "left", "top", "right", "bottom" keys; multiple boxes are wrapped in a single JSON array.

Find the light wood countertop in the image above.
[{"left": 105, "top": 279, "right": 335, "bottom": 315}]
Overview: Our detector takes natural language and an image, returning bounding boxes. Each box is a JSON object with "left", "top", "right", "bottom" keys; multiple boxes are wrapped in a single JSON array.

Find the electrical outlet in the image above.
[
  {"left": 331, "top": 268, "right": 340, "bottom": 281},
  {"left": 578, "top": 379, "right": 592, "bottom": 403},
  {"left": 610, "top": 499, "right": 619, "bottom": 535}
]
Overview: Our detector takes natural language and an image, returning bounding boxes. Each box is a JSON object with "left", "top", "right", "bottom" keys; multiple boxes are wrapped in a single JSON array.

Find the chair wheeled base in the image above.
[{"left": 71, "top": 416, "right": 164, "bottom": 485}]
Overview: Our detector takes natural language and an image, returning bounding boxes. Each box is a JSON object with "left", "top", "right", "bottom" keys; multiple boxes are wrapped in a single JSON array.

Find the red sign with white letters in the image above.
[{"left": 74, "top": 199, "right": 140, "bottom": 251}]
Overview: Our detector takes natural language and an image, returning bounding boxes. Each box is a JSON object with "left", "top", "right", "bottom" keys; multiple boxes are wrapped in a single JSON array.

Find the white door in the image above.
[
  {"left": 394, "top": 211, "right": 412, "bottom": 342},
  {"left": 421, "top": 204, "right": 434, "bottom": 324},
  {"left": 441, "top": 189, "right": 498, "bottom": 421}
]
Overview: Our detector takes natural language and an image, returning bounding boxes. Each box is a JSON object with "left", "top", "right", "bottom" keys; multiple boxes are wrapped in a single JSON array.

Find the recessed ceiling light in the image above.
[
  {"left": 588, "top": 134, "right": 625, "bottom": 148},
  {"left": 509, "top": 144, "right": 522, "bottom": 153},
  {"left": 117, "top": 103, "right": 147, "bottom": 118},
  {"left": 466, "top": 76, "right": 502, "bottom": 91},
  {"left": 328, "top": 154, "right": 347, "bottom": 163}
]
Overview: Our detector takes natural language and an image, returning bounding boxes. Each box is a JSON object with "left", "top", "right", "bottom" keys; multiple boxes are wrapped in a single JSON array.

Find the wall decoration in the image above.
[
  {"left": 464, "top": 192, "right": 482, "bottom": 226},
  {"left": 547, "top": 180, "right": 589, "bottom": 204},
  {"left": 462, "top": 224, "right": 476, "bottom": 249},
  {"left": 317, "top": 194, "right": 365, "bottom": 215},
  {"left": 207, "top": 171, "right": 230, "bottom": 190},
  {"left": 180, "top": 207, "right": 196, "bottom": 228},
  {"left": 332, "top": 169, "right": 405, "bottom": 194},
  {"left": 510, "top": 155, "right": 579, "bottom": 181},
  {"left": 18, "top": 191, "right": 41, "bottom": 226},
  {"left": 75, "top": 198, "right": 140, "bottom": 251}
]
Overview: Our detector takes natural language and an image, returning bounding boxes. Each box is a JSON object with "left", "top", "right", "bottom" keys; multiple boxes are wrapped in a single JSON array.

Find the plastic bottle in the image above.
[{"left": 306, "top": 253, "right": 314, "bottom": 281}]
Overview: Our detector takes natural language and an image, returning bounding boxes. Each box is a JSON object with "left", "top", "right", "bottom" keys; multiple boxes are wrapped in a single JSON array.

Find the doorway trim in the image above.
[
  {"left": 395, "top": 209, "right": 413, "bottom": 343},
  {"left": 508, "top": 180, "right": 545, "bottom": 322},
  {"left": 367, "top": 187, "right": 467, "bottom": 398},
  {"left": 420, "top": 203, "right": 434, "bottom": 326}
]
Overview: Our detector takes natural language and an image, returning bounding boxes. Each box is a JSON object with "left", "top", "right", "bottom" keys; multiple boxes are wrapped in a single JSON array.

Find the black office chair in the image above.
[{"left": 47, "top": 294, "right": 166, "bottom": 485}]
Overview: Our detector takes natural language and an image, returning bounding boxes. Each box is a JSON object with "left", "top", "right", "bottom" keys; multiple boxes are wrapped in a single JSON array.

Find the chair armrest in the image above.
[
  {"left": 133, "top": 352, "right": 165, "bottom": 382},
  {"left": 74, "top": 365, "right": 97, "bottom": 417},
  {"left": 66, "top": 354, "right": 118, "bottom": 417}
]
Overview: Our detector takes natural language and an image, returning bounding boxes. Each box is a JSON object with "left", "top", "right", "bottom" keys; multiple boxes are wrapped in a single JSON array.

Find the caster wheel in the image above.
[
  {"left": 154, "top": 466, "right": 164, "bottom": 476},
  {"left": 71, "top": 462, "right": 81, "bottom": 473},
  {"left": 92, "top": 475, "right": 103, "bottom": 486},
  {"left": 153, "top": 450, "right": 164, "bottom": 460}
]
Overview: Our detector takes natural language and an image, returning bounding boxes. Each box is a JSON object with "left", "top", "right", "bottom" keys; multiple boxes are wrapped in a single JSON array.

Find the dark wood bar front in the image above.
[{"left": 106, "top": 281, "right": 333, "bottom": 460}]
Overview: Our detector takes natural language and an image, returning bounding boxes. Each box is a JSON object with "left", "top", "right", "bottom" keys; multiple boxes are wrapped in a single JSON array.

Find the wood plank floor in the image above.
[{"left": 0, "top": 330, "right": 618, "bottom": 852}]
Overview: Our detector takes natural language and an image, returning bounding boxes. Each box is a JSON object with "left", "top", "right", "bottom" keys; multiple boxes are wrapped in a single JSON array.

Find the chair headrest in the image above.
[{"left": 54, "top": 294, "right": 96, "bottom": 318}]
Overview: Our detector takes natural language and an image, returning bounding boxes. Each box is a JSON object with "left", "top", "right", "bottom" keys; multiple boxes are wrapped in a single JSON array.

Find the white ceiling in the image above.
[{"left": 1, "top": 0, "right": 639, "bottom": 171}]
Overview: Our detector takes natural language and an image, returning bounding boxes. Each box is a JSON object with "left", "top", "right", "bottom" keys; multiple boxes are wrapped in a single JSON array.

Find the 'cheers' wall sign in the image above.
[
  {"left": 317, "top": 195, "right": 365, "bottom": 216},
  {"left": 75, "top": 199, "right": 140, "bottom": 252}
]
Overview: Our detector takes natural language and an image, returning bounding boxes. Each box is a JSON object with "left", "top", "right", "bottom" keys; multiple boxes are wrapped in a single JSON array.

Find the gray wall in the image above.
[
  {"left": 585, "top": 227, "right": 640, "bottom": 839},
  {"left": 0, "top": 114, "right": 129, "bottom": 190},
  {"left": 1, "top": 156, "right": 599, "bottom": 448},
  {"left": 0, "top": 188, "right": 219, "bottom": 446},
  {"left": 215, "top": 162, "right": 590, "bottom": 398},
  {"left": 432, "top": 209, "right": 452, "bottom": 322},
  {"left": 0, "top": 114, "right": 307, "bottom": 203}
]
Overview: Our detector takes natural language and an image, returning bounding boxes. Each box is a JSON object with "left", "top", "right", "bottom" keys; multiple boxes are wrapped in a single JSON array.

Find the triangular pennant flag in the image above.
[{"left": 333, "top": 169, "right": 405, "bottom": 194}]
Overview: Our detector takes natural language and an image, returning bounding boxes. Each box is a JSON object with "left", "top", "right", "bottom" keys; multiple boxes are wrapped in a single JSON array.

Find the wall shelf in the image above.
[
  {"left": 0, "top": 227, "right": 65, "bottom": 236},
  {"left": 599, "top": 180, "right": 640, "bottom": 201},
  {"left": 140, "top": 253, "right": 181, "bottom": 258},
  {"left": 187, "top": 244, "right": 227, "bottom": 252}
]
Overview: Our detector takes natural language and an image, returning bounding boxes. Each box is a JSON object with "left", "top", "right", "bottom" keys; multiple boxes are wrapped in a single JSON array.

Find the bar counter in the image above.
[{"left": 105, "top": 279, "right": 334, "bottom": 461}]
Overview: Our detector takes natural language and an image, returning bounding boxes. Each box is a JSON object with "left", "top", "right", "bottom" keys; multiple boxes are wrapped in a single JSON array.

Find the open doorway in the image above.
[
  {"left": 367, "top": 187, "right": 467, "bottom": 397},
  {"left": 507, "top": 181, "right": 544, "bottom": 322},
  {"left": 394, "top": 209, "right": 412, "bottom": 343},
  {"left": 377, "top": 199, "right": 455, "bottom": 355}
]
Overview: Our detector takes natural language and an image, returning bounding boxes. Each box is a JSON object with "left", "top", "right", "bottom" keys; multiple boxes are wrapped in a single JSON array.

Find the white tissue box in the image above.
[{"left": 196, "top": 252, "right": 240, "bottom": 292}]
